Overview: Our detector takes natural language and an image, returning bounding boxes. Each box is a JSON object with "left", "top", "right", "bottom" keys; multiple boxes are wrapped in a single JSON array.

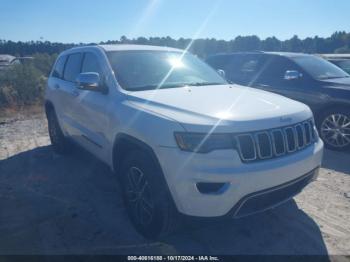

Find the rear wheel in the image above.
[
  {"left": 120, "top": 150, "right": 180, "bottom": 239},
  {"left": 318, "top": 108, "right": 350, "bottom": 151},
  {"left": 46, "top": 108, "right": 72, "bottom": 154}
]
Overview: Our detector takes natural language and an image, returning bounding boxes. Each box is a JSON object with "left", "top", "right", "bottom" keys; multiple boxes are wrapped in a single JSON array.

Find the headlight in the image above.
[{"left": 174, "top": 132, "right": 234, "bottom": 153}]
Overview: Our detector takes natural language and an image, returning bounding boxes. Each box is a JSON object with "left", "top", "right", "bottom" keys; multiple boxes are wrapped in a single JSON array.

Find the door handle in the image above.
[
  {"left": 71, "top": 90, "right": 80, "bottom": 97},
  {"left": 54, "top": 84, "right": 60, "bottom": 89}
]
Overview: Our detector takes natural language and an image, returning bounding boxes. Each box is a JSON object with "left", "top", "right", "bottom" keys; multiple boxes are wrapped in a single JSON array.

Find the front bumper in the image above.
[
  {"left": 156, "top": 139, "right": 323, "bottom": 217},
  {"left": 227, "top": 168, "right": 318, "bottom": 218}
]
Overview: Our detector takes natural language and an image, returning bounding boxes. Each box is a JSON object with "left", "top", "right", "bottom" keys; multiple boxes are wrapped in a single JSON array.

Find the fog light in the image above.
[{"left": 196, "top": 182, "right": 228, "bottom": 194}]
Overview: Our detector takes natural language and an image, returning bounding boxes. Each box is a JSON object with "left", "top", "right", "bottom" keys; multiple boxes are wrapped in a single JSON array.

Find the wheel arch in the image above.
[
  {"left": 315, "top": 102, "right": 350, "bottom": 124},
  {"left": 111, "top": 132, "right": 179, "bottom": 217},
  {"left": 44, "top": 100, "right": 55, "bottom": 115},
  {"left": 112, "top": 133, "right": 162, "bottom": 176}
]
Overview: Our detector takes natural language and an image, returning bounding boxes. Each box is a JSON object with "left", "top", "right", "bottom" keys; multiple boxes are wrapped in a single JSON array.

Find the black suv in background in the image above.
[
  {"left": 320, "top": 54, "right": 350, "bottom": 74},
  {"left": 206, "top": 52, "right": 350, "bottom": 151}
]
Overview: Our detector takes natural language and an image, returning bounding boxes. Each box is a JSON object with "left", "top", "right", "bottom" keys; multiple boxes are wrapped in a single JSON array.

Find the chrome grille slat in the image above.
[
  {"left": 236, "top": 119, "right": 316, "bottom": 163},
  {"left": 236, "top": 134, "right": 257, "bottom": 162},
  {"left": 309, "top": 119, "right": 317, "bottom": 142},
  {"left": 270, "top": 129, "right": 286, "bottom": 156},
  {"left": 303, "top": 121, "right": 312, "bottom": 145},
  {"left": 284, "top": 127, "right": 297, "bottom": 153},
  {"left": 255, "top": 132, "right": 273, "bottom": 159},
  {"left": 295, "top": 123, "right": 306, "bottom": 149}
]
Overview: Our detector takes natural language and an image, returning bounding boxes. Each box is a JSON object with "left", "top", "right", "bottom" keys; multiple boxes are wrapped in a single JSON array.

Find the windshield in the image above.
[
  {"left": 332, "top": 60, "right": 350, "bottom": 74},
  {"left": 107, "top": 50, "right": 227, "bottom": 91},
  {"left": 292, "top": 55, "right": 350, "bottom": 80}
]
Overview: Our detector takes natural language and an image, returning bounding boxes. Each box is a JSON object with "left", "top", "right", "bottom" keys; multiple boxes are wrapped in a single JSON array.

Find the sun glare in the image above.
[{"left": 168, "top": 57, "right": 185, "bottom": 68}]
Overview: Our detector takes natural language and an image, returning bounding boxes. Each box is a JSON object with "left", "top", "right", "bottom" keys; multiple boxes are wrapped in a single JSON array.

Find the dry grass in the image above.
[{"left": 0, "top": 103, "right": 44, "bottom": 122}]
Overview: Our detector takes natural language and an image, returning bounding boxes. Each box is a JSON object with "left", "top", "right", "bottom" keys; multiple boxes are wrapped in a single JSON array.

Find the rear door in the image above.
[
  {"left": 47, "top": 55, "right": 68, "bottom": 122},
  {"left": 60, "top": 52, "right": 84, "bottom": 136}
]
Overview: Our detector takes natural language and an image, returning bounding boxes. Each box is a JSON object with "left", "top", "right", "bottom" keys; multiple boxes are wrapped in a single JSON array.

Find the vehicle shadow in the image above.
[
  {"left": 0, "top": 146, "right": 329, "bottom": 257},
  {"left": 163, "top": 201, "right": 329, "bottom": 256},
  {"left": 322, "top": 149, "right": 350, "bottom": 174}
]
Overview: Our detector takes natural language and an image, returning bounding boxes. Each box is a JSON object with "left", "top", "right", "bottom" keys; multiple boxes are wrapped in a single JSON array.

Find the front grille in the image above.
[{"left": 235, "top": 119, "right": 317, "bottom": 163}]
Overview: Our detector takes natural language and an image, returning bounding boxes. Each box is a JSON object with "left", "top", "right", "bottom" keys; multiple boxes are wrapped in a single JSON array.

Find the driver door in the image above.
[
  {"left": 71, "top": 52, "right": 110, "bottom": 160},
  {"left": 253, "top": 56, "right": 318, "bottom": 108}
]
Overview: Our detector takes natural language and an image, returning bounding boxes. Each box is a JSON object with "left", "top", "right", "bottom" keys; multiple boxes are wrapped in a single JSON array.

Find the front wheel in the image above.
[
  {"left": 318, "top": 108, "right": 350, "bottom": 151},
  {"left": 120, "top": 150, "right": 180, "bottom": 239}
]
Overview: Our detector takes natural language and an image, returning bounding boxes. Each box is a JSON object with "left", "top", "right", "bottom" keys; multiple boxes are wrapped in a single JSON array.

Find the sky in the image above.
[{"left": 1, "top": 0, "right": 350, "bottom": 43}]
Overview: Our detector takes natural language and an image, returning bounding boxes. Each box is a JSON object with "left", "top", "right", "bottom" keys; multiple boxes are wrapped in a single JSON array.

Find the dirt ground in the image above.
[{"left": 0, "top": 109, "right": 349, "bottom": 256}]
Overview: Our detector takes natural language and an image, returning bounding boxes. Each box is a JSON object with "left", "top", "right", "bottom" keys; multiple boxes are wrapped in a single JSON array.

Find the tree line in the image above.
[
  {"left": 1, "top": 31, "right": 350, "bottom": 108},
  {"left": 1, "top": 31, "right": 350, "bottom": 58}
]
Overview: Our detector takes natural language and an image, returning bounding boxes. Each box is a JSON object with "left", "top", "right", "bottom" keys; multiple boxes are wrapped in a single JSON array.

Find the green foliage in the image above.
[
  {"left": 0, "top": 54, "right": 57, "bottom": 108},
  {"left": 0, "top": 40, "right": 74, "bottom": 56},
  {"left": 31, "top": 53, "right": 58, "bottom": 76},
  {"left": 0, "top": 64, "right": 47, "bottom": 107}
]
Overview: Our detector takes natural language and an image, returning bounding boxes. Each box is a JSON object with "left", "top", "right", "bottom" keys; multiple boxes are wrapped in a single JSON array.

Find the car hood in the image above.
[{"left": 126, "top": 84, "right": 312, "bottom": 132}]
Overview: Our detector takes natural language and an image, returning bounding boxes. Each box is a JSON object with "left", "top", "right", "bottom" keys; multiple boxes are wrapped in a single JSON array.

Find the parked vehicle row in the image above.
[
  {"left": 206, "top": 52, "right": 350, "bottom": 151},
  {"left": 45, "top": 45, "right": 324, "bottom": 239}
]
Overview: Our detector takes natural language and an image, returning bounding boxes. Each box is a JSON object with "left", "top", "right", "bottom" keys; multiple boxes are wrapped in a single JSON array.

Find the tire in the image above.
[
  {"left": 46, "top": 108, "right": 72, "bottom": 154},
  {"left": 317, "top": 107, "right": 350, "bottom": 151},
  {"left": 120, "top": 150, "right": 180, "bottom": 239}
]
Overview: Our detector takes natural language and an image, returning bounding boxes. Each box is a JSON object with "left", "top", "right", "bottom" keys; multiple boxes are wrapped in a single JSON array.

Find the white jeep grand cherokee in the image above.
[{"left": 45, "top": 44, "right": 323, "bottom": 239}]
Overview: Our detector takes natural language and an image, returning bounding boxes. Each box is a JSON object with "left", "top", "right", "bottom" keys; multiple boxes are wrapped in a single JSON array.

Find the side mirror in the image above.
[
  {"left": 284, "top": 70, "right": 303, "bottom": 80},
  {"left": 217, "top": 69, "right": 226, "bottom": 79},
  {"left": 76, "top": 72, "right": 106, "bottom": 93}
]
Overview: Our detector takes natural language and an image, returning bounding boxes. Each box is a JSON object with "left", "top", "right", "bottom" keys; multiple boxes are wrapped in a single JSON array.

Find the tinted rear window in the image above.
[{"left": 63, "top": 53, "right": 83, "bottom": 82}]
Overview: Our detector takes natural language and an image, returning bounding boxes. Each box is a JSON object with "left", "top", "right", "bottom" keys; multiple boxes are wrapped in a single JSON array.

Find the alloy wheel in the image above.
[
  {"left": 126, "top": 167, "right": 155, "bottom": 225},
  {"left": 320, "top": 113, "right": 350, "bottom": 148}
]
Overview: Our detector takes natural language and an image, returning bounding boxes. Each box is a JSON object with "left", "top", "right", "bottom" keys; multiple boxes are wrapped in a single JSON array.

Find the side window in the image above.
[
  {"left": 228, "top": 55, "right": 266, "bottom": 85},
  {"left": 63, "top": 53, "right": 83, "bottom": 82},
  {"left": 258, "top": 56, "right": 299, "bottom": 85},
  {"left": 241, "top": 59, "right": 259, "bottom": 73},
  {"left": 207, "top": 55, "right": 245, "bottom": 84},
  {"left": 52, "top": 55, "right": 67, "bottom": 79},
  {"left": 206, "top": 56, "right": 229, "bottom": 70},
  {"left": 224, "top": 56, "right": 242, "bottom": 83},
  {"left": 81, "top": 52, "right": 103, "bottom": 76}
]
